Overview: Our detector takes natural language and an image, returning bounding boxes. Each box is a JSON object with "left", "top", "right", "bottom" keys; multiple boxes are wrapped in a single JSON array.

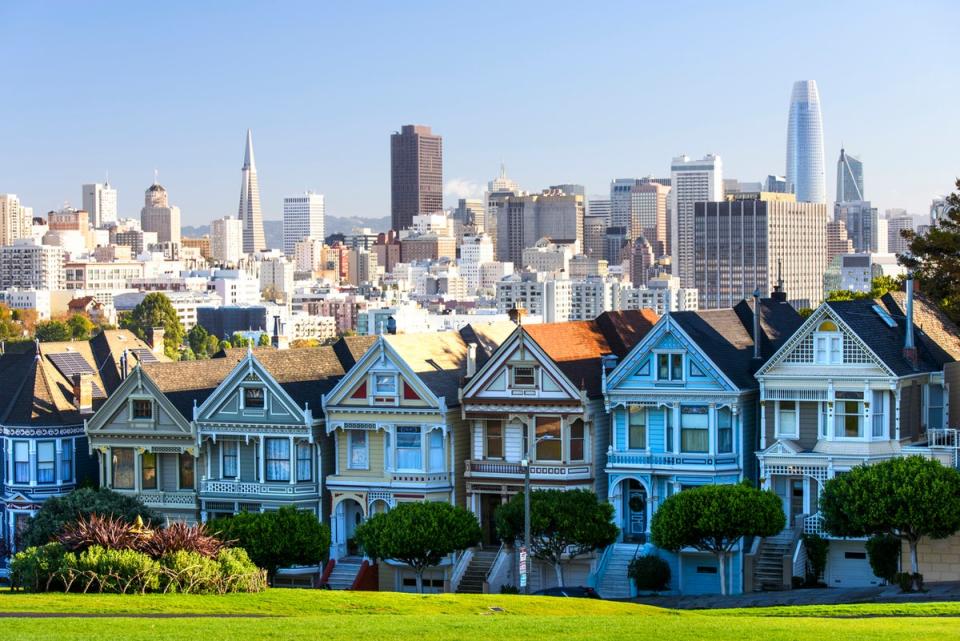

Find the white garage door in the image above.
[{"left": 826, "top": 541, "right": 881, "bottom": 587}]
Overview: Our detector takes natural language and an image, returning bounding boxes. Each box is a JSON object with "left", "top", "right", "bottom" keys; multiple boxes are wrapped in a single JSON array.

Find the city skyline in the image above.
[{"left": 1, "top": 2, "right": 957, "bottom": 225}]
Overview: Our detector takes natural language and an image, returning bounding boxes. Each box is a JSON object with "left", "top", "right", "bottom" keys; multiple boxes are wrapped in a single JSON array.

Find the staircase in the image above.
[
  {"left": 456, "top": 548, "right": 499, "bottom": 594},
  {"left": 752, "top": 533, "right": 793, "bottom": 591},
  {"left": 597, "top": 543, "right": 643, "bottom": 599},
  {"left": 326, "top": 556, "right": 363, "bottom": 590}
]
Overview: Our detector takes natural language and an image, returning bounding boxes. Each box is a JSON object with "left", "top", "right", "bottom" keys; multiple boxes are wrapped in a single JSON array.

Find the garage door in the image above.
[{"left": 826, "top": 542, "right": 880, "bottom": 587}]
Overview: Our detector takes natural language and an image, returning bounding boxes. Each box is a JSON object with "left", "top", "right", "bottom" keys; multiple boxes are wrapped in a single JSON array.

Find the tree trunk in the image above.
[
  {"left": 717, "top": 551, "right": 727, "bottom": 596},
  {"left": 554, "top": 560, "right": 564, "bottom": 587},
  {"left": 909, "top": 539, "right": 919, "bottom": 575},
  {"left": 416, "top": 569, "right": 424, "bottom": 594}
]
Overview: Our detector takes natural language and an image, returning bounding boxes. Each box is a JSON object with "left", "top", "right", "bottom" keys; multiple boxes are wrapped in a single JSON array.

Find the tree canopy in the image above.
[
  {"left": 826, "top": 275, "right": 903, "bottom": 302},
  {"left": 650, "top": 483, "right": 784, "bottom": 594},
  {"left": 34, "top": 320, "right": 72, "bottom": 342},
  {"left": 900, "top": 178, "right": 960, "bottom": 321},
  {"left": 120, "top": 293, "right": 184, "bottom": 359},
  {"left": 496, "top": 489, "right": 618, "bottom": 586},
  {"left": 66, "top": 314, "right": 95, "bottom": 340},
  {"left": 820, "top": 456, "right": 960, "bottom": 587},
  {"left": 354, "top": 501, "right": 481, "bottom": 593}
]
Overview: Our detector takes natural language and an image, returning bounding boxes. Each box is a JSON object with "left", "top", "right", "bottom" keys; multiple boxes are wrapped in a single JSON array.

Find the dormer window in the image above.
[
  {"left": 656, "top": 353, "right": 683, "bottom": 381},
  {"left": 814, "top": 321, "right": 843, "bottom": 365},
  {"left": 512, "top": 366, "right": 536, "bottom": 387},
  {"left": 132, "top": 399, "right": 153, "bottom": 420},
  {"left": 244, "top": 387, "right": 265, "bottom": 409},
  {"left": 374, "top": 373, "right": 397, "bottom": 395}
]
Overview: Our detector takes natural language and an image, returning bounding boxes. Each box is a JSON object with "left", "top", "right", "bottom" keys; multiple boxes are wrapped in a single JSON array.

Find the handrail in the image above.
[
  {"left": 318, "top": 558, "right": 336, "bottom": 588},
  {"left": 449, "top": 547, "right": 474, "bottom": 593},
  {"left": 485, "top": 543, "right": 507, "bottom": 583},
  {"left": 588, "top": 543, "right": 615, "bottom": 589}
]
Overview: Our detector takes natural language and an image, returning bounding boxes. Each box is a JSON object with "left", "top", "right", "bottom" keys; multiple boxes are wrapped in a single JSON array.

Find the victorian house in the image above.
[
  {"left": 598, "top": 296, "right": 802, "bottom": 596},
  {"left": 460, "top": 310, "right": 658, "bottom": 592},
  {"left": 755, "top": 286, "right": 960, "bottom": 588}
]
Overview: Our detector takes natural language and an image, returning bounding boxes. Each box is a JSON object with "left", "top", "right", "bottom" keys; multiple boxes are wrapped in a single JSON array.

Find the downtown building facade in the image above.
[
  {"left": 239, "top": 130, "right": 266, "bottom": 254},
  {"left": 390, "top": 125, "right": 443, "bottom": 232},
  {"left": 283, "top": 192, "right": 326, "bottom": 256},
  {"left": 670, "top": 154, "right": 723, "bottom": 288},
  {"left": 140, "top": 183, "right": 181, "bottom": 245},
  {"left": 82, "top": 182, "right": 118, "bottom": 227},
  {"left": 494, "top": 189, "right": 584, "bottom": 266},
  {"left": 785, "top": 80, "right": 826, "bottom": 203}
]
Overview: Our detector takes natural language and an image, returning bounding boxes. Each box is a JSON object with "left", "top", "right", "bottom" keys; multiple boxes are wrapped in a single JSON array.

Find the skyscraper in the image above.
[
  {"left": 140, "top": 181, "right": 181, "bottom": 245},
  {"left": 0, "top": 194, "right": 32, "bottom": 246},
  {"left": 211, "top": 216, "right": 244, "bottom": 265},
  {"left": 238, "top": 129, "right": 265, "bottom": 254},
  {"left": 835, "top": 201, "right": 880, "bottom": 254},
  {"left": 283, "top": 191, "right": 325, "bottom": 256},
  {"left": 390, "top": 124, "right": 442, "bottom": 232},
  {"left": 670, "top": 154, "right": 723, "bottom": 288},
  {"left": 836, "top": 148, "right": 864, "bottom": 202},
  {"left": 494, "top": 188, "right": 584, "bottom": 265},
  {"left": 82, "top": 182, "right": 118, "bottom": 227},
  {"left": 786, "top": 80, "right": 826, "bottom": 203}
]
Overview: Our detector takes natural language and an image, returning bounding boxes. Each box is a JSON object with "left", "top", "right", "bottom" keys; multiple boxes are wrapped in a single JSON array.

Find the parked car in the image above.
[{"left": 531, "top": 586, "right": 601, "bottom": 599}]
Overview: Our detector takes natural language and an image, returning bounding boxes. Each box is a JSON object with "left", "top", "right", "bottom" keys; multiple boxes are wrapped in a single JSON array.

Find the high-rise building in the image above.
[
  {"left": 763, "top": 175, "right": 791, "bottom": 193},
  {"left": 82, "top": 182, "right": 118, "bottom": 227},
  {"left": 0, "top": 194, "right": 32, "bottom": 246},
  {"left": 390, "top": 124, "right": 442, "bottom": 231},
  {"left": 583, "top": 215, "right": 607, "bottom": 259},
  {"left": 238, "top": 129, "right": 265, "bottom": 254},
  {"left": 0, "top": 239, "right": 66, "bottom": 290},
  {"left": 836, "top": 148, "right": 864, "bottom": 202},
  {"left": 494, "top": 188, "right": 584, "bottom": 265},
  {"left": 485, "top": 164, "right": 521, "bottom": 257},
  {"left": 887, "top": 214, "right": 914, "bottom": 255},
  {"left": 693, "top": 192, "right": 827, "bottom": 309},
  {"left": 826, "top": 219, "right": 855, "bottom": 262},
  {"left": 452, "top": 197, "right": 485, "bottom": 239},
  {"left": 211, "top": 216, "right": 244, "bottom": 265},
  {"left": 140, "top": 182, "right": 181, "bottom": 245},
  {"left": 282, "top": 191, "right": 325, "bottom": 256},
  {"left": 785, "top": 80, "right": 826, "bottom": 203},
  {"left": 631, "top": 182, "right": 670, "bottom": 257},
  {"left": 587, "top": 198, "right": 611, "bottom": 222},
  {"left": 610, "top": 179, "right": 636, "bottom": 234},
  {"left": 835, "top": 200, "right": 880, "bottom": 253},
  {"left": 670, "top": 154, "right": 723, "bottom": 288}
]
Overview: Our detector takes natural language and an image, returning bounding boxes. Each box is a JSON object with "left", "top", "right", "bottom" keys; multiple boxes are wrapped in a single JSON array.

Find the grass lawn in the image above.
[{"left": 0, "top": 589, "right": 957, "bottom": 640}]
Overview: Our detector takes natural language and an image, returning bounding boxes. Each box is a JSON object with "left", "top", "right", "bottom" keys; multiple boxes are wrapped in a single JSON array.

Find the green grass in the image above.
[{"left": 0, "top": 589, "right": 956, "bottom": 640}]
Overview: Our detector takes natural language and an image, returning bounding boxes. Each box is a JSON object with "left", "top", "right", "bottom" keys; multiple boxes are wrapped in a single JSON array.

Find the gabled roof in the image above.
[
  {"left": 882, "top": 291, "right": 960, "bottom": 365},
  {"left": 331, "top": 335, "right": 378, "bottom": 370},
  {"left": 90, "top": 329, "right": 170, "bottom": 395},
  {"left": 595, "top": 309, "right": 660, "bottom": 358}
]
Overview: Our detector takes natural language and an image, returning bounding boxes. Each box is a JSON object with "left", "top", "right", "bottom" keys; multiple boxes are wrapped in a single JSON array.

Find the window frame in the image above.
[
  {"left": 680, "top": 406, "right": 709, "bottom": 453},
  {"left": 112, "top": 447, "right": 135, "bottom": 490},
  {"left": 265, "top": 437, "right": 291, "bottom": 482},
  {"left": 373, "top": 372, "right": 398, "bottom": 396},
  {"left": 485, "top": 420, "right": 504, "bottom": 459},
  {"left": 36, "top": 440, "right": 55, "bottom": 485},
  {"left": 717, "top": 407, "right": 733, "bottom": 453},
  {"left": 535, "top": 417, "right": 562, "bottom": 461},
  {"left": 178, "top": 452, "right": 195, "bottom": 489},
  {"left": 60, "top": 439, "right": 73, "bottom": 483},
  {"left": 243, "top": 386, "right": 266, "bottom": 410},
  {"left": 296, "top": 442, "right": 312, "bottom": 482},
  {"left": 348, "top": 430, "right": 369, "bottom": 470},
  {"left": 569, "top": 419, "right": 585, "bottom": 461},
  {"left": 141, "top": 451, "right": 157, "bottom": 490},
  {"left": 775, "top": 400, "right": 799, "bottom": 438},
  {"left": 396, "top": 425, "right": 423, "bottom": 471},
  {"left": 131, "top": 398, "right": 153, "bottom": 421},
  {"left": 428, "top": 429, "right": 444, "bottom": 472},
  {"left": 511, "top": 365, "right": 536, "bottom": 388},
  {"left": 655, "top": 352, "right": 684, "bottom": 382},
  {"left": 814, "top": 322, "right": 843, "bottom": 365},
  {"left": 222, "top": 440, "right": 239, "bottom": 479},
  {"left": 627, "top": 407, "right": 647, "bottom": 450}
]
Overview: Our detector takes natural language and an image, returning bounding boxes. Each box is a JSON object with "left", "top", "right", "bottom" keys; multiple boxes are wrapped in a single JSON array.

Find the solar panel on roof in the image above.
[
  {"left": 130, "top": 348, "right": 159, "bottom": 363},
  {"left": 90, "top": 381, "right": 107, "bottom": 399},
  {"left": 47, "top": 352, "right": 95, "bottom": 378}
]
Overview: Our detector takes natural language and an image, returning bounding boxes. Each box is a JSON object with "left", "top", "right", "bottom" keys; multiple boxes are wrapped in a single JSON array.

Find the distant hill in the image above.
[{"left": 181, "top": 215, "right": 391, "bottom": 248}]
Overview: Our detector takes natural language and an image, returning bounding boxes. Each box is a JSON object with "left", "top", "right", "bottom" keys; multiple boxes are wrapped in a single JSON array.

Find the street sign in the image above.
[{"left": 519, "top": 546, "right": 527, "bottom": 587}]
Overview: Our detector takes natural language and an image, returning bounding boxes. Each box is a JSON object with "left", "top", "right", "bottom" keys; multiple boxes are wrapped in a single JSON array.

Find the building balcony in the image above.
[
  {"left": 606, "top": 450, "right": 739, "bottom": 470},
  {"left": 138, "top": 490, "right": 198, "bottom": 510},
  {"left": 389, "top": 471, "right": 450, "bottom": 485},
  {"left": 464, "top": 459, "right": 592, "bottom": 481},
  {"left": 199, "top": 479, "right": 319, "bottom": 498}
]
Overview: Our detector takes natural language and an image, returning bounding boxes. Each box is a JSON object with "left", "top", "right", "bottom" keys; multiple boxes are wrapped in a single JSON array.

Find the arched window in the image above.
[{"left": 814, "top": 320, "right": 842, "bottom": 364}]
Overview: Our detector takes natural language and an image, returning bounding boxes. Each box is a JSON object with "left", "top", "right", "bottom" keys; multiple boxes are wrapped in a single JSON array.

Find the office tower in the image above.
[
  {"left": 610, "top": 179, "right": 636, "bottom": 232},
  {"left": 826, "top": 220, "right": 855, "bottom": 262},
  {"left": 604, "top": 226, "right": 629, "bottom": 265},
  {"left": 631, "top": 182, "right": 670, "bottom": 257},
  {"left": 140, "top": 181, "right": 181, "bottom": 245},
  {"left": 785, "top": 80, "right": 826, "bottom": 203},
  {"left": 494, "top": 188, "right": 584, "bottom": 265},
  {"left": 836, "top": 148, "right": 864, "bottom": 202},
  {"left": 763, "top": 175, "right": 790, "bottom": 193},
  {"left": 625, "top": 236, "right": 655, "bottom": 286},
  {"left": 82, "top": 182, "right": 118, "bottom": 227},
  {"left": 0, "top": 194, "right": 32, "bottom": 246},
  {"left": 583, "top": 215, "right": 607, "bottom": 259},
  {"left": 488, "top": 163, "right": 519, "bottom": 194},
  {"left": 453, "top": 197, "right": 485, "bottom": 237},
  {"left": 282, "top": 191, "right": 325, "bottom": 256},
  {"left": 587, "top": 198, "right": 611, "bottom": 222},
  {"left": 211, "top": 216, "right": 244, "bottom": 265},
  {"left": 485, "top": 164, "right": 521, "bottom": 256},
  {"left": 670, "top": 154, "right": 723, "bottom": 287},
  {"left": 693, "top": 192, "right": 827, "bottom": 309},
  {"left": 835, "top": 201, "right": 879, "bottom": 253},
  {"left": 390, "top": 124, "right": 442, "bottom": 231},
  {"left": 886, "top": 215, "right": 914, "bottom": 255},
  {"left": 238, "top": 129, "right": 265, "bottom": 254}
]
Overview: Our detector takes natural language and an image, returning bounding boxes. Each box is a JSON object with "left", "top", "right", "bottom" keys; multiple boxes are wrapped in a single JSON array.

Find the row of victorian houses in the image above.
[{"left": 2, "top": 282, "right": 959, "bottom": 595}]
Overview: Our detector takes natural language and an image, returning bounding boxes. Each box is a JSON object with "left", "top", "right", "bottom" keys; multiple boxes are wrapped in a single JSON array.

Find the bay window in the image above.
[
  {"left": 485, "top": 421, "right": 503, "bottom": 459},
  {"left": 142, "top": 452, "right": 157, "bottom": 489},
  {"left": 297, "top": 442, "right": 312, "bottom": 481},
  {"left": 13, "top": 441, "right": 29, "bottom": 484},
  {"left": 717, "top": 408, "right": 733, "bottom": 453},
  {"left": 112, "top": 448, "right": 134, "bottom": 489},
  {"left": 37, "top": 441, "right": 55, "bottom": 484},
  {"left": 222, "top": 441, "right": 239, "bottom": 478},
  {"left": 680, "top": 406, "right": 709, "bottom": 453},
  {"left": 265, "top": 438, "right": 290, "bottom": 481},
  {"left": 835, "top": 396, "right": 863, "bottom": 438},
  {"left": 397, "top": 426, "right": 422, "bottom": 470},
  {"left": 872, "top": 391, "right": 886, "bottom": 437},
  {"left": 535, "top": 417, "right": 561, "bottom": 461},
  {"left": 569, "top": 419, "right": 585, "bottom": 461},
  {"left": 776, "top": 401, "right": 798, "bottom": 438},
  {"left": 348, "top": 430, "right": 368, "bottom": 469},
  {"left": 428, "top": 429, "right": 444, "bottom": 472},
  {"left": 628, "top": 408, "right": 646, "bottom": 450}
]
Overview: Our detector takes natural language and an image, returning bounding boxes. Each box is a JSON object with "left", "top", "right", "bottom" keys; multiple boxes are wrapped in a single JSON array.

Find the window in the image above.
[
  {"left": 656, "top": 353, "right": 683, "bottom": 381},
  {"left": 244, "top": 386, "right": 265, "bottom": 409},
  {"left": 835, "top": 398, "right": 863, "bottom": 438},
  {"left": 223, "top": 441, "right": 239, "bottom": 478},
  {"left": 113, "top": 448, "right": 134, "bottom": 489},
  {"left": 396, "top": 426, "right": 422, "bottom": 470},
  {"left": 718, "top": 408, "right": 733, "bottom": 453},
  {"left": 179, "top": 453, "right": 195, "bottom": 489},
  {"left": 680, "top": 406, "right": 709, "bottom": 453},
  {"left": 61, "top": 440, "right": 73, "bottom": 482},
  {"left": 628, "top": 408, "right": 646, "bottom": 450},
  {"left": 348, "top": 431, "right": 368, "bottom": 469},
  {"left": 512, "top": 366, "right": 536, "bottom": 387},
  {"left": 297, "top": 442, "right": 312, "bottom": 481},
  {"left": 927, "top": 384, "right": 945, "bottom": 431},
  {"left": 265, "top": 438, "right": 290, "bottom": 481},
  {"left": 428, "top": 429, "right": 444, "bottom": 472},
  {"left": 142, "top": 452, "right": 157, "bottom": 489},
  {"left": 485, "top": 421, "right": 503, "bottom": 459},
  {"left": 814, "top": 321, "right": 843, "bottom": 365},
  {"left": 664, "top": 408, "right": 674, "bottom": 453},
  {"left": 696, "top": 565, "right": 718, "bottom": 574},
  {"left": 569, "top": 419, "right": 585, "bottom": 461},
  {"left": 777, "top": 401, "right": 798, "bottom": 438},
  {"left": 132, "top": 399, "right": 153, "bottom": 420},
  {"left": 872, "top": 390, "right": 886, "bottom": 438},
  {"left": 13, "top": 441, "right": 29, "bottom": 484},
  {"left": 36, "top": 441, "right": 55, "bottom": 484},
  {"left": 374, "top": 374, "right": 397, "bottom": 395},
  {"left": 535, "top": 417, "right": 561, "bottom": 461}
]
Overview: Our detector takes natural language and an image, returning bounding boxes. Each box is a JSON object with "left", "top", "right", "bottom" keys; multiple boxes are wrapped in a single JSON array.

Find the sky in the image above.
[{"left": 1, "top": 1, "right": 958, "bottom": 226}]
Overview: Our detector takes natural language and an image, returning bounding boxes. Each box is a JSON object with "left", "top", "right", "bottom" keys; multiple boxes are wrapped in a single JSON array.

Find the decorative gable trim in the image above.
[{"left": 85, "top": 366, "right": 193, "bottom": 437}]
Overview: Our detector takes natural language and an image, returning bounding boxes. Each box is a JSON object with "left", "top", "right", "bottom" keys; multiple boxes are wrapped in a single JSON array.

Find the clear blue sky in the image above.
[{"left": 2, "top": 1, "right": 957, "bottom": 226}]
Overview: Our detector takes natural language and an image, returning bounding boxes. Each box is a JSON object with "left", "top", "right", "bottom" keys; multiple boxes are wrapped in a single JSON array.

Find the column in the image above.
[
  {"left": 289, "top": 436, "right": 295, "bottom": 485},
  {"left": 105, "top": 447, "right": 113, "bottom": 488},
  {"left": 28, "top": 440, "right": 36, "bottom": 486},
  {"left": 672, "top": 404, "right": 681, "bottom": 454},
  {"left": 708, "top": 404, "right": 716, "bottom": 455},
  {"left": 55, "top": 440, "right": 63, "bottom": 485},
  {"left": 894, "top": 387, "right": 902, "bottom": 440},
  {"left": 259, "top": 436, "right": 266, "bottom": 483},
  {"left": 759, "top": 401, "right": 767, "bottom": 450},
  {"left": 6, "top": 440, "right": 12, "bottom": 485},
  {"left": 134, "top": 451, "right": 142, "bottom": 493}
]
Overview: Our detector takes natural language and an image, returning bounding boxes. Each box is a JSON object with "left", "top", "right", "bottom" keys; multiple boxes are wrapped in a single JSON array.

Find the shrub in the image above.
[
  {"left": 159, "top": 550, "right": 223, "bottom": 594},
  {"left": 142, "top": 522, "right": 225, "bottom": 559},
  {"left": 58, "top": 514, "right": 146, "bottom": 553},
  {"left": 21, "top": 488, "right": 160, "bottom": 549},
  {"left": 499, "top": 584, "right": 520, "bottom": 594},
  {"left": 801, "top": 534, "right": 829, "bottom": 586},
  {"left": 627, "top": 554, "right": 671, "bottom": 593},
  {"left": 866, "top": 534, "right": 901, "bottom": 584},
  {"left": 217, "top": 547, "right": 268, "bottom": 593},
  {"left": 72, "top": 545, "right": 162, "bottom": 594},
  {"left": 896, "top": 572, "right": 924, "bottom": 593},
  {"left": 11, "top": 543, "right": 69, "bottom": 592}
]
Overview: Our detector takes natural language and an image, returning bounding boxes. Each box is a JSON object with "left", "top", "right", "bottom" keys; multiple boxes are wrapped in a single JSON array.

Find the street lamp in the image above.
[{"left": 521, "top": 433, "right": 555, "bottom": 595}]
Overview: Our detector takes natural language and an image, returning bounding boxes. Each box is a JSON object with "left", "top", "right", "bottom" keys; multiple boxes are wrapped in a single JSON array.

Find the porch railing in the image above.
[
  {"left": 606, "top": 452, "right": 739, "bottom": 467},
  {"left": 391, "top": 472, "right": 450, "bottom": 484},
  {"left": 449, "top": 548, "right": 474, "bottom": 593},
  {"left": 199, "top": 480, "right": 318, "bottom": 496},
  {"left": 139, "top": 491, "right": 197, "bottom": 507},
  {"left": 802, "top": 513, "right": 824, "bottom": 537},
  {"left": 465, "top": 460, "right": 592, "bottom": 478}
]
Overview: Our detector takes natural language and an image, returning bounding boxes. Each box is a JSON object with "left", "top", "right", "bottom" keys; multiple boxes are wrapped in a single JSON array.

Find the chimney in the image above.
[
  {"left": 752, "top": 288, "right": 762, "bottom": 360},
  {"left": 386, "top": 316, "right": 397, "bottom": 335},
  {"left": 148, "top": 326, "right": 165, "bottom": 355},
  {"left": 120, "top": 349, "right": 128, "bottom": 380},
  {"left": 601, "top": 354, "right": 619, "bottom": 371},
  {"left": 904, "top": 275, "right": 918, "bottom": 369},
  {"left": 466, "top": 343, "right": 478, "bottom": 377},
  {"left": 72, "top": 372, "right": 93, "bottom": 413},
  {"left": 271, "top": 315, "right": 289, "bottom": 350},
  {"left": 771, "top": 260, "right": 788, "bottom": 303},
  {"left": 508, "top": 302, "right": 527, "bottom": 326}
]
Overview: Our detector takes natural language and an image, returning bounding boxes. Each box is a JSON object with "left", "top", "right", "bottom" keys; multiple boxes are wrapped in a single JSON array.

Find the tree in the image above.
[
  {"left": 257, "top": 333, "right": 271, "bottom": 347},
  {"left": 290, "top": 338, "right": 320, "bottom": 349},
  {"left": 650, "top": 483, "right": 784, "bottom": 595},
  {"left": 820, "top": 455, "right": 960, "bottom": 589},
  {"left": 120, "top": 292, "right": 184, "bottom": 359},
  {"left": 0, "top": 304, "right": 27, "bottom": 339},
  {"left": 203, "top": 334, "right": 220, "bottom": 357},
  {"left": 208, "top": 507, "right": 330, "bottom": 581},
  {"left": 900, "top": 178, "right": 960, "bottom": 321},
  {"left": 34, "top": 320, "right": 72, "bottom": 342},
  {"left": 230, "top": 332, "right": 252, "bottom": 348},
  {"left": 20, "top": 487, "right": 160, "bottom": 549},
  {"left": 496, "top": 489, "right": 618, "bottom": 586},
  {"left": 826, "top": 275, "right": 903, "bottom": 302},
  {"left": 354, "top": 501, "right": 481, "bottom": 593},
  {"left": 66, "top": 314, "right": 95, "bottom": 340},
  {"left": 186, "top": 324, "right": 210, "bottom": 358}
]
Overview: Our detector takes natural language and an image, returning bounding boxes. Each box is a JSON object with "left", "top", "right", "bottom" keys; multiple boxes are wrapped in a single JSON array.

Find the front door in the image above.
[
  {"left": 480, "top": 494, "right": 502, "bottom": 546},
  {"left": 625, "top": 482, "right": 647, "bottom": 542},
  {"left": 790, "top": 479, "right": 805, "bottom": 524}
]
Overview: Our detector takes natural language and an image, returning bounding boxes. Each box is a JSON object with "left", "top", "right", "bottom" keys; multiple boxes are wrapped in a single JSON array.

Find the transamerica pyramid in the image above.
[{"left": 239, "top": 129, "right": 266, "bottom": 254}]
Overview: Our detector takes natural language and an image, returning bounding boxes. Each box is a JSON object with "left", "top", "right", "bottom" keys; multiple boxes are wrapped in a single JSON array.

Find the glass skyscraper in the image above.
[
  {"left": 786, "top": 80, "right": 826, "bottom": 203},
  {"left": 836, "top": 148, "right": 864, "bottom": 202}
]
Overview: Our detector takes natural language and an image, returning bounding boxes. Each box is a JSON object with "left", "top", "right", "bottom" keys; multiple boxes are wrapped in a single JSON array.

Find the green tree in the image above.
[
  {"left": 218, "top": 339, "right": 232, "bottom": 352},
  {"left": 231, "top": 333, "right": 251, "bottom": 348},
  {"left": 900, "top": 178, "right": 960, "bottom": 321},
  {"left": 0, "top": 304, "right": 25, "bottom": 340},
  {"left": 186, "top": 324, "right": 210, "bottom": 358},
  {"left": 120, "top": 293, "right": 184, "bottom": 359},
  {"left": 355, "top": 501, "right": 481, "bottom": 593},
  {"left": 66, "top": 314, "right": 95, "bottom": 340},
  {"left": 257, "top": 333, "right": 271, "bottom": 347},
  {"left": 203, "top": 334, "right": 220, "bottom": 357},
  {"left": 826, "top": 275, "right": 904, "bottom": 302},
  {"left": 34, "top": 320, "right": 72, "bottom": 342},
  {"left": 495, "top": 489, "right": 618, "bottom": 586},
  {"left": 208, "top": 507, "right": 330, "bottom": 581},
  {"left": 20, "top": 488, "right": 160, "bottom": 549},
  {"left": 820, "top": 456, "right": 960, "bottom": 589},
  {"left": 650, "top": 483, "right": 784, "bottom": 595}
]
